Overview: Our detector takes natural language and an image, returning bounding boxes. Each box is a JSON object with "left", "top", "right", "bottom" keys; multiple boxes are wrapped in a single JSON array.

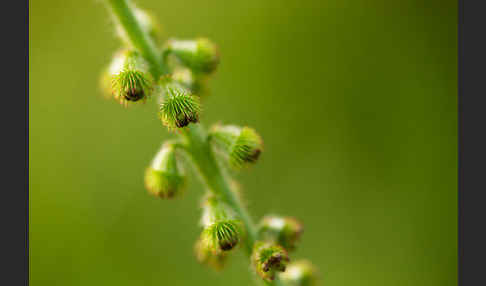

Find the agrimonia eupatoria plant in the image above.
[{"left": 100, "top": 1, "right": 319, "bottom": 285}]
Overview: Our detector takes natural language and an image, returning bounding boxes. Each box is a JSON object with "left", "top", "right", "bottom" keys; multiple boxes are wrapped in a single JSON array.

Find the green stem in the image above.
[
  {"left": 181, "top": 124, "right": 258, "bottom": 254},
  {"left": 105, "top": 1, "right": 282, "bottom": 285},
  {"left": 106, "top": 0, "right": 168, "bottom": 77}
]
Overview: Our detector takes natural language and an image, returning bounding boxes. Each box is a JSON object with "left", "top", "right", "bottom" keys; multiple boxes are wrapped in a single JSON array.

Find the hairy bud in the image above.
[
  {"left": 194, "top": 237, "right": 227, "bottom": 270},
  {"left": 279, "top": 260, "right": 318, "bottom": 286},
  {"left": 164, "top": 38, "right": 219, "bottom": 74},
  {"left": 159, "top": 85, "right": 201, "bottom": 130},
  {"left": 201, "top": 220, "right": 241, "bottom": 251},
  {"left": 199, "top": 196, "right": 242, "bottom": 252},
  {"left": 210, "top": 125, "right": 263, "bottom": 169},
  {"left": 259, "top": 216, "right": 303, "bottom": 251},
  {"left": 251, "top": 242, "right": 289, "bottom": 281},
  {"left": 108, "top": 50, "right": 153, "bottom": 105},
  {"left": 144, "top": 142, "right": 186, "bottom": 199}
]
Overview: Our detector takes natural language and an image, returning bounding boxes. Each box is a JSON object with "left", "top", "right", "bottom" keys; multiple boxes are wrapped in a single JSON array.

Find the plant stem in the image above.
[
  {"left": 105, "top": 1, "right": 282, "bottom": 285},
  {"left": 181, "top": 124, "right": 258, "bottom": 254},
  {"left": 106, "top": 0, "right": 168, "bottom": 77}
]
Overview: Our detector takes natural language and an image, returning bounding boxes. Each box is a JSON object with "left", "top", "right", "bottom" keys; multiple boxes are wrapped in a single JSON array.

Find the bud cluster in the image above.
[
  {"left": 100, "top": 2, "right": 320, "bottom": 284},
  {"left": 250, "top": 215, "right": 318, "bottom": 284}
]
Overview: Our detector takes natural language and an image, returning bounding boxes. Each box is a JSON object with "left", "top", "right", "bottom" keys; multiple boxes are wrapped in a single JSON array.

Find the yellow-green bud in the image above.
[
  {"left": 199, "top": 196, "right": 242, "bottom": 252},
  {"left": 209, "top": 125, "right": 263, "bottom": 169},
  {"left": 259, "top": 216, "right": 303, "bottom": 251},
  {"left": 108, "top": 50, "right": 153, "bottom": 105},
  {"left": 165, "top": 38, "right": 219, "bottom": 74},
  {"left": 144, "top": 143, "right": 185, "bottom": 199},
  {"left": 159, "top": 85, "right": 201, "bottom": 130},
  {"left": 279, "top": 260, "right": 318, "bottom": 286},
  {"left": 251, "top": 241, "right": 289, "bottom": 281},
  {"left": 194, "top": 237, "right": 227, "bottom": 271},
  {"left": 201, "top": 220, "right": 241, "bottom": 251}
]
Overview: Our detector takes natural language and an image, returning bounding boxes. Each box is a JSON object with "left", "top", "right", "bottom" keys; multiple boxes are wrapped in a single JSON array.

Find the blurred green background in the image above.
[{"left": 29, "top": 0, "right": 457, "bottom": 285}]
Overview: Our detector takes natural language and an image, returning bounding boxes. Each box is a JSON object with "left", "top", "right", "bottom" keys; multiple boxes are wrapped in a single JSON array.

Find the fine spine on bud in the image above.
[
  {"left": 159, "top": 85, "right": 201, "bottom": 130},
  {"left": 209, "top": 125, "right": 263, "bottom": 169},
  {"left": 202, "top": 220, "right": 241, "bottom": 251},
  {"left": 251, "top": 241, "right": 289, "bottom": 281},
  {"left": 258, "top": 216, "right": 304, "bottom": 251},
  {"left": 199, "top": 196, "right": 242, "bottom": 253},
  {"left": 144, "top": 142, "right": 186, "bottom": 199},
  {"left": 278, "top": 260, "right": 318, "bottom": 286},
  {"left": 164, "top": 38, "right": 219, "bottom": 74},
  {"left": 108, "top": 50, "right": 153, "bottom": 105}
]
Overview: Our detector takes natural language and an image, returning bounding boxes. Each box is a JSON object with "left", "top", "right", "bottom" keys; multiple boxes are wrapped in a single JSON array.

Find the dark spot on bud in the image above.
[
  {"left": 219, "top": 239, "right": 237, "bottom": 251},
  {"left": 124, "top": 89, "right": 145, "bottom": 101},
  {"left": 176, "top": 116, "right": 189, "bottom": 128},
  {"left": 245, "top": 149, "right": 261, "bottom": 163},
  {"left": 263, "top": 253, "right": 284, "bottom": 272},
  {"left": 175, "top": 113, "right": 199, "bottom": 128}
]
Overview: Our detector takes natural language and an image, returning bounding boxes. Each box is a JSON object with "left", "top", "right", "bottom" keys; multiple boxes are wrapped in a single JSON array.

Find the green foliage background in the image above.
[{"left": 29, "top": 0, "right": 457, "bottom": 285}]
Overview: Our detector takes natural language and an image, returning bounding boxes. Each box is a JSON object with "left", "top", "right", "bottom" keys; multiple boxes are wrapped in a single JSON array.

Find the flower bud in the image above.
[
  {"left": 164, "top": 38, "right": 219, "bottom": 74},
  {"left": 201, "top": 220, "right": 241, "bottom": 251},
  {"left": 258, "top": 216, "right": 303, "bottom": 251},
  {"left": 108, "top": 50, "right": 153, "bottom": 105},
  {"left": 144, "top": 142, "right": 186, "bottom": 199},
  {"left": 194, "top": 237, "right": 227, "bottom": 270},
  {"left": 209, "top": 125, "right": 263, "bottom": 169},
  {"left": 251, "top": 242, "right": 289, "bottom": 281},
  {"left": 279, "top": 260, "right": 318, "bottom": 286},
  {"left": 117, "top": 7, "right": 160, "bottom": 45},
  {"left": 159, "top": 85, "right": 201, "bottom": 130},
  {"left": 199, "top": 196, "right": 242, "bottom": 252}
]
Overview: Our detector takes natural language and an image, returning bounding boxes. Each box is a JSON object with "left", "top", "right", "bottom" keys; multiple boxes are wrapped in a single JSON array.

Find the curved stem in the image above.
[
  {"left": 105, "top": 1, "right": 282, "bottom": 285},
  {"left": 181, "top": 125, "right": 258, "bottom": 254}
]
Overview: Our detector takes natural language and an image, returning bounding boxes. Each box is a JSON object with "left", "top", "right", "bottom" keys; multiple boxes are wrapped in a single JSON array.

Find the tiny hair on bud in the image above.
[
  {"left": 159, "top": 85, "right": 201, "bottom": 130},
  {"left": 144, "top": 142, "right": 186, "bottom": 199}
]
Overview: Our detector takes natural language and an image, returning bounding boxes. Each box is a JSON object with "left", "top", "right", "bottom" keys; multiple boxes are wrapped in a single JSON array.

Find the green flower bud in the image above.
[
  {"left": 279, "top": 260, "right": 318, "bottom": 286},
  {"left": 194, "top": 237, "right": 227, "bottom": 270},
  {"left": 251, "top": 241, "right": 289, "bottom": 281},
  {"left": 108, "top": 50, "right": 153, "bottom": 105},
  {"left": 201, "top": 220, "right": 241, "bottom": 251},
  {"left": 159, "top": 85, "right": 201, "bottom": 130},
  {"left": 117, "top": 7, "right": 160, "bottom": 45},
  {"left": 199, "top": 195, "right": 242, "bottom": 252},
  {"left": 164, "top": 38, "right": 219, "bottom": 74},
  {"left": 210, "top": 125, "right": 263, "bottom": 169},
  {"left": 258, "top": 216, "right": 303, "bottom": 251},
  {"left": 144, "top": 142, "right": 186, "bottom": 199}
]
